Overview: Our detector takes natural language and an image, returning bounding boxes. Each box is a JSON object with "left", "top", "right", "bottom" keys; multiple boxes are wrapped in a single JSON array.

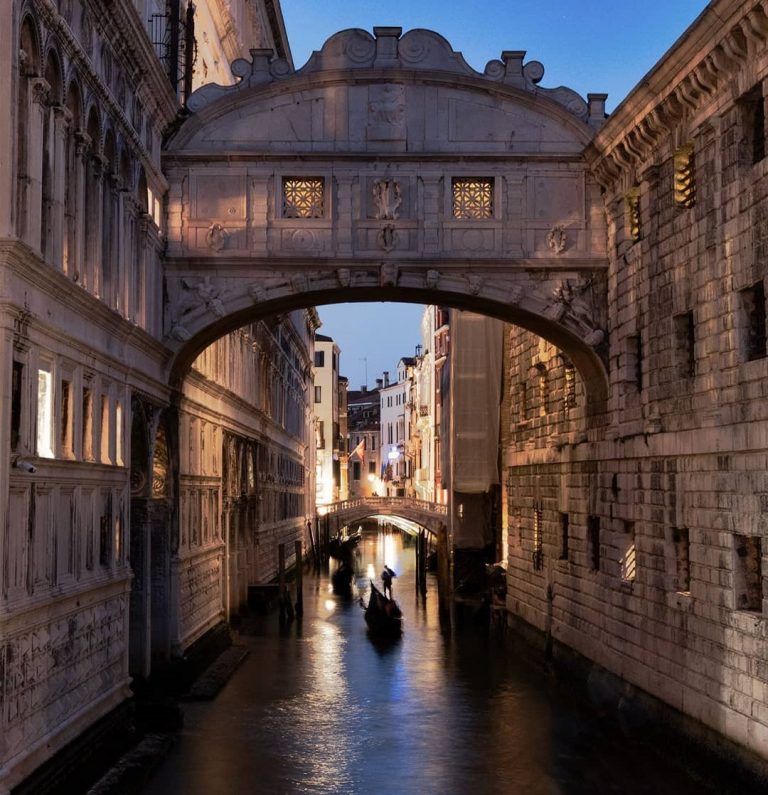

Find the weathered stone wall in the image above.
[{"left": 504, "top": 0, "right": 768, "bottom": 762}]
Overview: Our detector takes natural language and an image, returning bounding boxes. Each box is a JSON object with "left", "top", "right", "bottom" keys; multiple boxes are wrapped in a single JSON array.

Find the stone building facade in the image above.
[
  {"left": 503, "top": 0, "right": 768, "bottom": 766},
  {"left": 0, "top": 0, "right": 297, "bottom": 789}
]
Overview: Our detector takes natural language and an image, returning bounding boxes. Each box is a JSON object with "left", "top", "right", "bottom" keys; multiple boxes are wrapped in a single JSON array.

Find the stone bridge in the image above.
[
  {"left": 321, "top": 496, "right": 448, "bottom": 535},
  {"left": 163, "top": 26, "right": 611, "bottom": 413}
]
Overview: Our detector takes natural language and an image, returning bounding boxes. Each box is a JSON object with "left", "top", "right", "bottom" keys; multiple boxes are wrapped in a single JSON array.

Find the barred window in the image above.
[
  {"left": 282, "top": 177, "right": 324, "bottom": 218},
  {"left": 452, "top": 177, "right": 493, "bottom": 219},
  {"left": 625, "top": 187, "right": 641, "bottom": 242},
  {"left": 674, "top": 145, "right": 695, "bottom": 208}
]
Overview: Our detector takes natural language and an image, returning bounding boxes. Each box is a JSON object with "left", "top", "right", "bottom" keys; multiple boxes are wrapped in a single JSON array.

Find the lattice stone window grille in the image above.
[
  {"left": 674, "top": 145, "right": 696, "bottom": 208},
  {"left": 625, "top": 187, "right": 641, "bottom": 242},
  {"left": 282, "top": 177, "right": 325, "bottom": 218},
  {"left": 452, "top": 177, "right": 494, "bottom": 219}
]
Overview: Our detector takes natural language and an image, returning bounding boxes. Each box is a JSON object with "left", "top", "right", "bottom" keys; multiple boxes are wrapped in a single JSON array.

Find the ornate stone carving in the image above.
[
  {"left": 546, "top": 224, "right": 567, "bottom": 255},
  {"left": 545, "top": 277, "right": 604, "bottom": 345},
  {"left": 291, "top": 274, "right": 308, "bottom": 293},
  {"left": 377, "top": 224, "right": 398, "bottom": 252},
  {"left": 380, "top": 263, "right": 399, "bottom": 287},
  {"left": 372, "top": 179, "right": 402, "bottom": 220},
  {"left": 336, "top": 268, "right": 351, "bottom": 287},
  {"left": 466, "top": 274, "right": 484, "bottom": 295},
  {"left": 169, "top": 321, "right": 192, "bottom": 341},
  {"left": 30, "top": 77, "right": 51, "bottom": 106},
  {"left": 286, "top": 228, "right": 319, "bottom": 251},
  {"left": 248, "top": 283, "right": 266, "bottom": 303},
  {"left": 426, "top": 270, "right": 440, "bottom": 289},
  {"left": 177, "top": 276, "right": 225, "bottom": 319},
  {"left": 368, "top": 84, "right": 405, "bottom": 140},
  {"left": 507, "top": 285, "right": 525, "bottom": 305},
  {"left": 205, "top": 223, "right": 227, "bottom": 252}
]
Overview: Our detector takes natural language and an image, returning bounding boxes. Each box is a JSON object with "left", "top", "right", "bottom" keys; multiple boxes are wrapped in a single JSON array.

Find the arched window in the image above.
[
  {"left": 16, "top": 17, "right": 41, "bottom": 239},
  {"left": 41, "top": 49, "right": 63, "bottom": 263},
  {"left": 101, "top": 128, "right": 117, "bottom": 307},
  {"left": 83, "top": 105, "right": 100, "bottom": 292},
  {"left": 63, "top": 78, "right": 82, "bottom": 279}
]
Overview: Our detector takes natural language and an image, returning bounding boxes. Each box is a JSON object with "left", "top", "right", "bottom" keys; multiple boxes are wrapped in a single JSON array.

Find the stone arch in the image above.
[
  {"left": 18, "top": 11, "right": 42, "bottom": 75},
  {"left": 162, "top": 27, "right": 611, "bottom": 417},
  {"left": 42, "top": 42, "right": 64, "bottom": 105}
]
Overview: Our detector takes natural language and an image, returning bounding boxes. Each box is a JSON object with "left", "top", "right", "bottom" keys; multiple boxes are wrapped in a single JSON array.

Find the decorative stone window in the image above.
[
  {"left": 674, "top": 144, "right": 696, "bottom": 208},
  {"left": 740, "top": 281, "right": 767, "bottom": 361},
  {"left": 733, "top": 534, "right": 763, "bottom": 611},
  {"left": 625, "top": 187, "right": 641, "bottom": 242},
  {"left": 36, "top": 362, "right": 55, "bottom": 459},
  {"left": 532, "top": 503, "right": 543, "bottom": 571},
  {"left": 619, "top": 521, "right": 636, "bottom": 583},
  {"left": 452, "top": 177, "right": 494, "bottom": 219},
  {"left": 559, "top": 512, "right": 569, "bottom": 561},
  {"left": 282, "top": 177, "right": 325, "bottom": 218},
  {"left": 562, "top": 359, "right": 577, "bottom": 413},
  {"left": 672, "top": 527, "right": 690, "bottom": 593},
  {"left": 741, "top": 84, "right": 766, "bottom": 165},
  {"left": 587, "top": 515, "right": 601, "bottom": 572},
  {"left": 673, "top": 310, "right": 695, "bottom": 378}
]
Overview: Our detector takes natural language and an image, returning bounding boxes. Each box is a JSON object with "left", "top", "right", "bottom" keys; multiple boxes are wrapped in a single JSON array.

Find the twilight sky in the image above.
[{"left": 281, "top": 0, "right": 709, "bottom": 389}]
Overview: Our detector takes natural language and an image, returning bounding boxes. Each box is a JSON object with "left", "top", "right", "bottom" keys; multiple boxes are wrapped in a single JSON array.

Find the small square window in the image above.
[
  {"left": 452, "top": 178, "right": 493, "bottom": 219},
  {"left": 282, "top": 177, "right": 324, "bottom": 218}
]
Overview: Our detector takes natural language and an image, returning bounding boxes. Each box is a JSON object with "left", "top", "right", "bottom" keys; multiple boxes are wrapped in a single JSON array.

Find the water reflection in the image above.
[{"left": 145, "top": 531, "right": 711, "bottom": 795}]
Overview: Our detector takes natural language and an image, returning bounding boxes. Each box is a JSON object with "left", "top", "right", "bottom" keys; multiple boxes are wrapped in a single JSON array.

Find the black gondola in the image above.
[
  {"left": 364, "top": 582, "right": 403, "bottom": 636},
  {"left": 331, "top": 562, "right": 355, "bottom": 595}
]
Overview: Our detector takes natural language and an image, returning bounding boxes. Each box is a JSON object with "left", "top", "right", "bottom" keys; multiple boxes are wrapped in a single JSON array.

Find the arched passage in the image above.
[{"left": 162, "top": 26, "right": 611, "bottom": 415}]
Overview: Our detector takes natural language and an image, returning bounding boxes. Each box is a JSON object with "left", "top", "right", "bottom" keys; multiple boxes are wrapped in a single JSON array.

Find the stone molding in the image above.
[
  {"left": 588, "top": 0, "right": 768, "bottom": 189},
  {"left": 184, "top": 27, "right": 603, "bottom": 126}
]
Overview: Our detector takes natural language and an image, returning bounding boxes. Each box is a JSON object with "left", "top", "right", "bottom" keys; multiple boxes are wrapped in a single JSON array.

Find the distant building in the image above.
[
  {"left": 379, "top": 363, "right": 414, "bottom": 496},
  {"left": 313, "top": 334, "right": 342, "bottom": 504},
  {"left": 347, "top": 383, "right": 382, "bottom": 497}
]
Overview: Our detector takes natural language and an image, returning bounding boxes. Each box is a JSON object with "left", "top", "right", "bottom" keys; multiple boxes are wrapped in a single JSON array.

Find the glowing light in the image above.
[
  {"left": 324, "top": 599, "right": 336, "bottom": 612},
  {"left": 366, "top": 563, "right": 376, "bottom": 580},
  {"left": 367, "top": 473, "right": 375, "bottom": 482}
]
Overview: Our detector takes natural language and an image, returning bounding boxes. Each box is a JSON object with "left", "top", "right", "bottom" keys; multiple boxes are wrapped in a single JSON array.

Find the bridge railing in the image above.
[{"left": 319, "top": 496, "right": 447, "bottom": 518}]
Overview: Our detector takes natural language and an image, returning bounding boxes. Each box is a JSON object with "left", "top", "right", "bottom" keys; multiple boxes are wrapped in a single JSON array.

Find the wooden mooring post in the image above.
[
  {"left": 295, "top": 539, "right": 304, "bottom": 618},
  {"left": 437, "top": 523, "right": 451, "bottom": 625},
  {"left": 278, "top": 543, "right": 287, "bottom": 625}
]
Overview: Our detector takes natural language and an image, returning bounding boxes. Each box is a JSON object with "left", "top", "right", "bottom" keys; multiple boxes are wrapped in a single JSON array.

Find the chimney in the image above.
[
  {"left": 383, "top": 371, "right": 390, "bottom": 387},
  {"left": 376, "top": 378, "right": 383, "bottom": 389},
  {"left": 361, "top": 385, "right": 367, "bottom": 393}
]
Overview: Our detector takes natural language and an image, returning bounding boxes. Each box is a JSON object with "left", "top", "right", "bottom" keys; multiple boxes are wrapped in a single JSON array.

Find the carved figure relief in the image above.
[
  {"left": 205, "top": 222, "right": 228, "bottom": 252},
  {"left": 377, "top": 224, "right": 399, "bottom": 252},
  {"left": 336, "top": 268, "right": 351, "bottom": 287},
  {"left": 546, "top": 224, "right": 567, "bottom": 254},
  {"left": 368, "top": 84, "right": 406, "bottom": 140},
  {"left": 466, "top": 274, "right": 484, "bottom": 295},
  {"left": 372, "top": 179, "right": 402, "bottom": 220},
  {"left": 545, "top": 277, "right": 604, "bottom": 345},
  {"left": 380, "top": 263, "right": 399, "bottom": 287},
  {"left": 426, "top": 270, "right": 440, "bottom": 289},
  {"left": 176, "top": 276, "right": 226, "bottom": 319},
  {"left": 248, "top": 283, "right": 266, "bottom": 303}
]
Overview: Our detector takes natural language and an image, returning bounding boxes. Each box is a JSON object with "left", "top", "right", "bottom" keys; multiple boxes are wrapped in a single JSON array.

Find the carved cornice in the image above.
[{"left": 587, "top": 0, "right": 768, "bottom": 190}]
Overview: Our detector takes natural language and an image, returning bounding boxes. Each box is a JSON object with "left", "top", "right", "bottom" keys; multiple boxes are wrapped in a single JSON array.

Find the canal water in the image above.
[{"left": 145, "top": 531, "right": 715, "bottom": 795}]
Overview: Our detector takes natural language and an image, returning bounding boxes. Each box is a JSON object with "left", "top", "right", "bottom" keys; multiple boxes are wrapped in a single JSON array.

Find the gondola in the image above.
[
  {"left": 364, "top": 582, "right": 403, "bottom": 637},
  {"left": 331, "top": 561, "right": 355, "bottom": 595}
]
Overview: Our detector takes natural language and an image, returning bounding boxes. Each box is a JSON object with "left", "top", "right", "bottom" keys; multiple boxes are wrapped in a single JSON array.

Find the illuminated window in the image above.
[
  {"left": 620, "top": 522, "right": 636, "bottom": 583},
  {"left": 563, "top": 359, "right": 577, "bottom": 413},
  {"left": 36, "top": 365, "right": 54, "bottom": 458},
  {"left": 625, "top": 187, "right": 641, "bottom": 241},
  {"left": 82, "top": 387, "right": 93, "bottom": 460},
  {"left": 533, "top": 504, "right": 543, "bottom": 571},
  {"left": 60, "top": 378, "right": 74, "bottom": 458},
  {"left": 674, "top": 145, "right": 695, "bottom": 208},
  {"left": 452, "top": 178, "right": 494, "bottom": 219},
  {"left": 115, "top": 399, "right": 123, "bottom": 466},
  {"left": 100, "top": 393, "right": 111, "bottom": 464},
  {"left": 282, "top": 177, "right": 324, "bottom": 218}
]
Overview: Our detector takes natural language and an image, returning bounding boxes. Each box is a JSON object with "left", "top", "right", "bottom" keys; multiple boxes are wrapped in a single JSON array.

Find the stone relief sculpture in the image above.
[
  {"left": 377, "top": 224, "right": 398, "bottom": 252},
  {"left": 425, "top": 270, "right": 440, "bottom": 289},
  {"left": 372, "top": 179, "right": 402, "bottom": 220},
  {"left": 466, "top": 274, "right": 484, "bottom": 295},
  {"left": 175, "top": 276, "right": 226, "bottom": 321},
  {"left": 368, "top": 84, "right": 406, "bottom": 139},
  {"left": 545, "top": 277, "right": 604, "bottom": 345},
  {"left": 336, "top": 268, "right": 351, "bottom": 287},
  {"left": 546, "top": 224, "right": 567, "bottom": 254},
  {"left": 248, "top": 283, "right": 266, "bottom": 303},
  {"left": 380, "top": 263, "right": 399, "bottom": 287},
  {"left": 205, "top": 222, "right": 228, "bottom": 252}
]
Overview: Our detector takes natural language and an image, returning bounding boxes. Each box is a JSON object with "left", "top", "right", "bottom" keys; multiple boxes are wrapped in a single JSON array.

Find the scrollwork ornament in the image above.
[
  {"left": 546, "top": 224, "right": 567, "bottom": 255},
  {"left": 372, "top": 179, "right": 402, "bottom": 220},
  {"left": 377, "top": 224, "right": 398, "bottom": 253},
  {"left": 205, "top": 223, "right": 228, "bottom": 252}
]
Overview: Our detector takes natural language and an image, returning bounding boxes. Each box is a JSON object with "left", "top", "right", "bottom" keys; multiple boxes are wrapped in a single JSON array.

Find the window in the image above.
[
  {"left": 734, "top": 534, "right": 763, "bottom": 611},
  {"left": 533, "top": 505, "right": 543, "bottom": 571},
  {"left": 369, "top": 461, "right": 376, "bottom": 474},
  {"left": 742, "top": 84, "right": 766, "bottom": 164},
  {"left": 563, "top": 360, "right": 577, "bottom": 413},
  {"left": 82, "top": 387, "right": 93, "bottom": 460},
  {"left": 619, "top": 522, "right": 636, "bottom": 583},
  {"left": 625, "top": 187, "right": 641, "bottom": 242},
  {"left": 559, "top": 513, "right": 569, "bottom": 560},
  {"left": 115, "top": 399, "right": 123, "bottom": 466},
  {"left": 452, "top": 177, "right": 493, "bottom": 219},
  {"left": 11, "top": 361, "right": 23, "bottom": 451},
  {"left": 36, "top": 364, "right": 54, "bottom": 458},
  {"left": 673, "top": 311, "right": 695, "bottom": 378},
  {"left": 282, "top": 177, "right": 324, "bottom": 218},
  {"left": 314, "top": 351, "right": 325, "bottom": 367},
  {"left": 588, "top": 515, "right": 601, "bottom": 572},
  {"left": 674, "top": 144, "right": 695, "bottom": 208},
  {"left": 622, "top": 334, "right": 642, "bottom": 390},
  {"left": 371, "top": 437, "right": 376, "bottom": 451},
  {"left": 353, "top": 462, "right": 361, "bottom": 480},
  {"left": 741, "top": 282, "right": 766, "bottom": 361},
  {"left": 672, "top": 527, "right": 690, "bottom": 593},
  {"left": 60, "top": 378, "right": 74, "bottom": 458},
  {"left": 536, "top": 364, "right": 548, "bottom": 417},
  {"left": 314, "top": 385, "right": 322, "bottom": 403},
  {"left": 100, "top": 394, "right": 110, "bottom": 464}
]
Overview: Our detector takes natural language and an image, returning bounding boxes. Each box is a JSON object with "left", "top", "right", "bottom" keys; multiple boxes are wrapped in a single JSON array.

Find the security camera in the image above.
[{"left": 13, "top": 459, "right": 36, "bottom": 473}]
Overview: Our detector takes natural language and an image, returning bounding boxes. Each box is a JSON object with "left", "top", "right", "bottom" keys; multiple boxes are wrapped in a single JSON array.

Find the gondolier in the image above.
[{"left": 381, "top": 565, "right": 396, "bottom": 598}]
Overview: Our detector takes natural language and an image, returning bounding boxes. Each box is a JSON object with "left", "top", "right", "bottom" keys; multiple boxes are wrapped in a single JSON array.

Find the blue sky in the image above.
[{"left": 281, "top": 0, "right": 709, "bottom": 389}]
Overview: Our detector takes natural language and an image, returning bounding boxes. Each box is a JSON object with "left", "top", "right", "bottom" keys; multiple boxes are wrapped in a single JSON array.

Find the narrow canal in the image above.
[{"left": 145, "top": 531, "right": 716, "bottom": 794}]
